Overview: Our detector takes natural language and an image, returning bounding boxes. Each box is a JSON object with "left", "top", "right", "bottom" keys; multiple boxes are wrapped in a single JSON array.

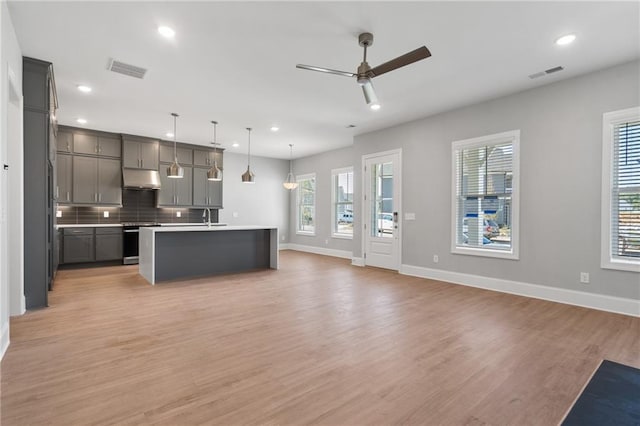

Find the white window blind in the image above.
[
  {"left": 297, "top": 174, "right": 316, "bottom": 234},
  {"left": 452, "top": 130, "right": 520, "bottom": 259},
  {"left": 611, "top": 119, "right": 640, "bottom": 261}
]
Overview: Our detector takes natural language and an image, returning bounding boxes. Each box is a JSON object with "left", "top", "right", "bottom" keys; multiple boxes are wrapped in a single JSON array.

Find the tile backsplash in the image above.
[{"left": 56, "top": 189, "right": 218, "bottom": 224}]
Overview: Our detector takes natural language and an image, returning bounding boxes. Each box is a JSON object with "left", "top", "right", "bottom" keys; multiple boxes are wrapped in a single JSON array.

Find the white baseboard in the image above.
[
  {"left": 1, "top": 321, "right": 9, "bottom": 361},
  {"left": 400, "top": 264, "right": 640, "bottom": 317},
  {"left": 282, "top": 244, "right": 352, "bottom": 260},
  {"left": 351, "top": 257, "right": 365, "bottom": 267},
  {"left": 279, "top": 243, "right": 292, "bottom": 251},
  {"left": 10, "top": 295, "right": 26, "bottom": 316}
]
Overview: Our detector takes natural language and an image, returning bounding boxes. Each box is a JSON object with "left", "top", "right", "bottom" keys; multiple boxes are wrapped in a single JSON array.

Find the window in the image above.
[
  {"left": 332, "top": 167, "right": 354, "bottom": 238},
  {"left": 602, "top": 107, "right": 640, "bottom": 272},
  {"left": 451, "top": 130, "right": 520, "bottom": 259},
  {"left": 296, "top": 173, "right": 316, "bottom": 235}
]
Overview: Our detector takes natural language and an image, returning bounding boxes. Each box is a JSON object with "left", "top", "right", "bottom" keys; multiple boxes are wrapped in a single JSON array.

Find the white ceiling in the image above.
[{"left": 8, "top": 1, "right": 640, "bottom": 159}]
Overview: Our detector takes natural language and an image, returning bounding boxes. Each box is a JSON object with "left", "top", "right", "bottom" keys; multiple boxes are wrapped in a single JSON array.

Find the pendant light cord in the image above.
[
  {"left": 171, "top": 113, "right": 179, "bottom": 162},
  {"left": 289, "top": 144, "right": 294, "bottom": 174},
  {"left": 212, "top": 121, "right": 218, "bottom": 167},
  {"left": 247, "top": 128, "right": 252, "bottom": 169}
]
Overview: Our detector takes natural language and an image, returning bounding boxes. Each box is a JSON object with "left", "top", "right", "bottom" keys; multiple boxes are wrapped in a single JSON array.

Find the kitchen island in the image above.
[{"left": 139, "top": 225, "right": 278, "bottom": 284}]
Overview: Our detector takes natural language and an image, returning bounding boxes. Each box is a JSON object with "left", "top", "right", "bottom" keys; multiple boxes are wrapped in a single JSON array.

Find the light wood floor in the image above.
[{"left": 1, "top": 251, "right": 638, "bottom": 425}]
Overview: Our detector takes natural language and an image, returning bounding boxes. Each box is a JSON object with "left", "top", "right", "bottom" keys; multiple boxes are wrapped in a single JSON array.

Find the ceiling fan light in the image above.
[{"left": 361, "top": 79, "right": 380, "bottom": 109}]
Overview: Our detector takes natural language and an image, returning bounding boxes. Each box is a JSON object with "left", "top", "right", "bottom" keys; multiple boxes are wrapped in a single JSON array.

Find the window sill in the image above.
[
  {"left": 332, "top": 233, "right": 353, "bottom": 240},
  {"left": 601, "top": 258, "right": 640, "bottom": 273},
  {"left": 452, "top": 245, "right": 519, "bottom": 260},
  {"left": 296, "top": 231, "right": 315, "bottom": 237}
]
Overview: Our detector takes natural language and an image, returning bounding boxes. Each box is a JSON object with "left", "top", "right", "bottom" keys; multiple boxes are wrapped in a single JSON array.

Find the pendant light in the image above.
[
  {"left": 207, "top": 120, "right": 222, "bottom": 181},
  {"left": 167, "top": 113, "right": 184, "bottom": 179},
  {"left": 283, "top": 144, "right": 298, "bottom": 190},
  {"left": 241, "top": 127, "right": 255, "bottom": 183}
]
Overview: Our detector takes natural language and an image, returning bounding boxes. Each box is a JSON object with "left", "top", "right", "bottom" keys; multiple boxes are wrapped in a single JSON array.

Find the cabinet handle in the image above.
[
  {"left": 140, "top": 159, "right": 143, "bottom": 168},
  {"left": 56, "top": 186, "right": 59, "bottom": 198},
  {"left": 67, "top": 192, "right": 70, "bottom": 201},
  {"left": 138, "top": 159, "right": 141, "bottom": 168},
  {"left": 66, "top": 142, "right": 70, "bottom": 151},
  {"left": 95, "top": 146, "right": 98, "bottom": 153},
  {"left": 98, "top": 193, "right": 102, "bottom": 202},
  {"left": 94, "top": 193, "right": 98, "bottom": 202}
]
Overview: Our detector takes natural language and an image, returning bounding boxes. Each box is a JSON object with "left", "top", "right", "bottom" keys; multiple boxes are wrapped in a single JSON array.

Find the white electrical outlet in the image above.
[
  {"left": 580, "top": 272, "right": 590, "bottom": 284},
  {"left": 233, "top": 212, "right": 239, "bottom": 218},
  {"left": 405, "top": 213, "right": 416, "bottom": 220},
  {"left": 56, "top": 210, "right": 62, "bottom": 218},
  {"left": 176, "top": 211, "right": 181, "bottom": 218},
  {"left": 433, "top": 255, "right": 439, "bottom": 263},
  {"left": 281, "top": 235, "right": 286, "bottom": 241},
  {"left": 325, "top": 239, "right": 329, "bottom": 245},
  {"left": 103, "top": 211, "right": 109, "bottom": 218}
]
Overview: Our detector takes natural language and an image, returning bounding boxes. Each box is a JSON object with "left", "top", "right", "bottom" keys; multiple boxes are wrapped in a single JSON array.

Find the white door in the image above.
[{"left": 363, "top": 150, "right": 401, "bottom": 270}]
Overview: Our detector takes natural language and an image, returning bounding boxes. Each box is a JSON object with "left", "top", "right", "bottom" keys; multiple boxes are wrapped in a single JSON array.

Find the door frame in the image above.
[{"left": 361, "top": 148, "right": 402, "bottom": 271}]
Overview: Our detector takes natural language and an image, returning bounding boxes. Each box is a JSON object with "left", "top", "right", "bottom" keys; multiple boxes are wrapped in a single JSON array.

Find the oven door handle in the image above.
[{"left": 123, "top": 229, "right": 140, "bottom": 233}]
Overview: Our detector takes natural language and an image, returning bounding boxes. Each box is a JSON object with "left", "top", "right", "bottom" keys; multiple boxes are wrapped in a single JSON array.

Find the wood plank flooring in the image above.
[{"left": 1, "top": 250, "right": 638, "bottom": 425}]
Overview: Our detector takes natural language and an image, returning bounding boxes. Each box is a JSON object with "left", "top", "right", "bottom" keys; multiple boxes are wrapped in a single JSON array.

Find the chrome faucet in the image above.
[{"left": 202, "top": 208, "right": 212, "bottom": 226}]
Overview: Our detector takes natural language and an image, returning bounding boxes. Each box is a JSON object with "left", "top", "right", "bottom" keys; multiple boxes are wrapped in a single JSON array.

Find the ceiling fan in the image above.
[{"left": 296, "top": 32, "right": 431, "bottom": 110}]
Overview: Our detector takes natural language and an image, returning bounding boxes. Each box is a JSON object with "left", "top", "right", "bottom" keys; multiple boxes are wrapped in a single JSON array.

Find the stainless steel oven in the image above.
[{"left": 122, "top": 223, "right": 159, "bottom": 264}]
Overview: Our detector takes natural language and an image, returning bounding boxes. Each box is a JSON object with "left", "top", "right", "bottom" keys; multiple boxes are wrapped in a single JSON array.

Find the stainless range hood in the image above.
[{"left": 122, "top": 168, "right": 161, "bottom": 190}]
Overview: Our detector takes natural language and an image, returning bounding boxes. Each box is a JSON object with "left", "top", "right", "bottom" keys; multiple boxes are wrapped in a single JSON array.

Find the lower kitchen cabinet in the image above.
[
  {"left": 63, "top": 228, "right": 94, "bottom": 263},
  {"left": 61, "top": 227, "right": 122, "bottom": 264},
  {"left": 95, "top": 228, "right": 122, "bottom": 261}
]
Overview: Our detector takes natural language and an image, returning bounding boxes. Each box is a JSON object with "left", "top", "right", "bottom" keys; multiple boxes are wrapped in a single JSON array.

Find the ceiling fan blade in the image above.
[
  {"left": 368, "top": 46, "right": 431, "bottom": 78},
  {"left": 296, "top": 64, "right": 355, "bottom": 78}
]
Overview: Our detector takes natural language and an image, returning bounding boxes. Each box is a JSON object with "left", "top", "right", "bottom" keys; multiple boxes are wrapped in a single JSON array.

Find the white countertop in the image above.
[
  {"left": 142, "top": 225, "right": 277, "bottom": 233},
  {"left": 56, "top": 224, "right": 122, "bottom": 228}
]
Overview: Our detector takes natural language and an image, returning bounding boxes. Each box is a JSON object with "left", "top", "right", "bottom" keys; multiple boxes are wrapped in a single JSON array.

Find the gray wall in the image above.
[
  {"left": 290, "top": 60, "right": 639, "bottom": 301},
  {"left": 289, "top": 146, "right": 354, "bottom": 252},
  {"left": 219, "top": 151, "right": 290, "bottom": 243},
  {"left": 350, "top": 60, "right": 639, "bottom": 300}
]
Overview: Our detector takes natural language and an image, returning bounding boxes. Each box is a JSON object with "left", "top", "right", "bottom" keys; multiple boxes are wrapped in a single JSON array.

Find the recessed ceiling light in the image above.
[
  {"left": 370, "top": 104, "right": 381, "bottom": 111},
  {"left": 158, "top": 26, "right": 175, "bottom": 38},
  {"left": 77, "top": 85, "right": 92, "bottom": 93},
  {"left": 76, "top": 118, "right": 87, "bottom": 124},
  {"left": 166, "top": 132, "right": 174, "bottom": 138},
  {"left": 270, "top": 126, "right": 279, "bottom": 132},
  {"left": 555, "top": 34, "right": 576, "bottom": 46},
  {"left": 232, "top": 142, "right": 240, "bottom": 148}
]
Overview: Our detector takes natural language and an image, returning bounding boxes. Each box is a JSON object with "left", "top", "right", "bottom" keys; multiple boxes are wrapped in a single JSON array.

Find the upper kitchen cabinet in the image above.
[
  {"left": 123, "top": 137, "right": 159, "bottom": 170},
  {"left": 159, "top": 144, "right": 192, "bottom": 165},
  {"left": 73, "top": 133, "right": 121, "bottom": 158},
  {"left": 57, "top": 130, "right": 73, "bottom": 153},
  {"left": 56, "top": 153, "right": 72, "bottom": 203},
  {"left": 157, "top": 165, "right": 193, "bottom": 207},
  {"left": 193, "top": 167, "right": 223, "bottom": 208},
  {"left": 193, "top": 149, "right": 224, "bottom": 168},
  {"left": 72, "top": 156, "right": 122, "bottom": 205}
]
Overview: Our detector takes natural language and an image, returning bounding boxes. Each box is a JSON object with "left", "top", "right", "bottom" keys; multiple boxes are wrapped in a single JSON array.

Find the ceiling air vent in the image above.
[
  {"left": 528, "top": 66, "right": 564, "bottom": 80},
  {"left": 107, "top": 59, "right": 147, "bottom": 79}
]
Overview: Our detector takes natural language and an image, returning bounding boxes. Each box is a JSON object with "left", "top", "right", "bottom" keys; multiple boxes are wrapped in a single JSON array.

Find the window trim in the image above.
[
  {"left": 296, "top": 173, "right": 316, "bottom": 236},
  {"left": 601, "top": 107, "right": 640, "bottom": 272},
  {"left": 450, "top": 130, "right": 520, "bottom": 260},
  {"left": 331, "top": 167, "right": 354, "bottom": 239}
]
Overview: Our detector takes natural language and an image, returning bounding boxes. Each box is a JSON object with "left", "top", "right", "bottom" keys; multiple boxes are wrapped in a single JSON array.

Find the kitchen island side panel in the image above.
[{"left": 154, "top": 229, "right": 271, "bottom": 282}]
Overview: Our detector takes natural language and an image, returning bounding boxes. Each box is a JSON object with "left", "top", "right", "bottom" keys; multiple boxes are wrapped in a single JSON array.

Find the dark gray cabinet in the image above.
[
  {"left": 193, "top": 167, "right": 223, "bottom": 208},
  {"left": 57, "top": 130, "right": 73, "bottom": 153},
  {"left": 193, "top": 150, "right": 223, "bottom": 168},
  {"left": 157, "top": 165, "right": 193, "bottom": 206},
  {"left": 23, "top": 57, "right": 55, "bottom": 309},
  {"left": 160, "top": 144, "right": 192, "bottom": 165},
  {"left": 95, "top": 228, "right": 122, "bottom": 261},
  {"left": 63, "top": 228, "right": 95, "bottom": 263},
  {"left": 60, "top": 227, "right": 122, "bottom": 264},
  {"left": 72, "top": 156, "right": 122, "bottom": 205},
  {"left": 73, "top": 134, "right": 121, "bottom": 158},
  {"left": 56, "top": 153, "right": 72, "bottom": 203},
  {"left": 123, "top": 139, "right": 159, "bottom": 170}
]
